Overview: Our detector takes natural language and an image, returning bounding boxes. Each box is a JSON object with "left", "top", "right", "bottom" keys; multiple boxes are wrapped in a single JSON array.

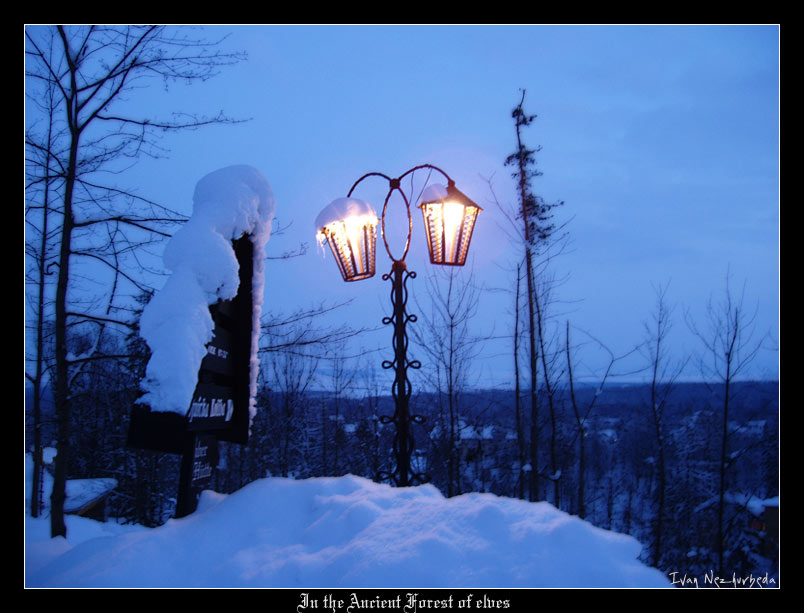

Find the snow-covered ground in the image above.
[
  {"left": 25, "top": 468, "right": 670, "bottom": 588},
  {"left": 24, "top": 163, "right": 669, "bottom": 588}
]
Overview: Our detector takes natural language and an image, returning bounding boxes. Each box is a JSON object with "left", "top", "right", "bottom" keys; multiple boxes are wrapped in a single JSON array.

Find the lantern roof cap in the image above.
[
  {"left": 316, "top": 197, "right": 378, "bottom": 232},
  {"left": 419, "top": 182, "right": 482, "bottom": 211},
  {"left": 420, "top": 183, "right": 448, "bottom": 204}
]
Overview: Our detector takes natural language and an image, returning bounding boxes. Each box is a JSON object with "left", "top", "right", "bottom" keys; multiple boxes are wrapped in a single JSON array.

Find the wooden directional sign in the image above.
[
  {"left": 214, "top": 236, "right": 253, "bottom": 446},
  {"left": 127, "top": 405, "right": 187, "bottom": 454},
  {"left": 127, "top": 235, "right": 255, "bottom": 516},
  {"left": 186, "top": 299, "right": 240, "bottom": 432},
  {"left": 175, "top": 432, "right": 220, "bottom": 518},
  {"left": 128, "top": 236, "right": 254, "bottom": 448}
]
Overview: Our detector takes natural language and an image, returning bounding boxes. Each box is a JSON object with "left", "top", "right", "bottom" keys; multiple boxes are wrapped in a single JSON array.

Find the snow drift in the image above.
[
  {"left": 138, "top": 165, "right": 275, "bottom": 418},
  {"left": 27, "top": 475, "right": 671, "bottom": 588}
]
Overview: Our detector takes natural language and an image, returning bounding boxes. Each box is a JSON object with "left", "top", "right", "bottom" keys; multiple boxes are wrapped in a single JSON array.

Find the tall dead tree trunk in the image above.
[
  {"left": 504, "top": 89, "right": 563, "bottom": 501},
  {"left": 513, "top": 263, "right": 525, "bottom": 499},
  {"left": 509, "top": 93, "right": 540, "bottom": 501},
  {"left": 534, "top": 282, "right": 561, "bottom": 507}
]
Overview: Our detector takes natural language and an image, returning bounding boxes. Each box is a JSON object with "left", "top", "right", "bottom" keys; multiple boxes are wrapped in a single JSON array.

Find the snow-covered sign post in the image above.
[{"left": 128, "top": 166, "right": 275, "bottom": 517}]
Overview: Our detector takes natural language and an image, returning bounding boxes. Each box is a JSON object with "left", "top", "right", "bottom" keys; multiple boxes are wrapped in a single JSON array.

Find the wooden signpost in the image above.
[{"left": 128, "top": 236, "right": 254, "bottom": 517}]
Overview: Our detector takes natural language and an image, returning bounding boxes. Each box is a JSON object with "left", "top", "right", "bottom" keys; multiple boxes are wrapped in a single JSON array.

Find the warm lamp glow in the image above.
[
  {"left": 316, "top": 199, "right": 379, "bottom": 282},
  {"left": 419, "top": 184, "right": 482, "bottom": 266}
]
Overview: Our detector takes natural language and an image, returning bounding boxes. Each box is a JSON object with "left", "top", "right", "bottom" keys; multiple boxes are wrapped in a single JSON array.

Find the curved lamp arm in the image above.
[{"left": 345, "top": 164, "right": 456, "bottom": 264}]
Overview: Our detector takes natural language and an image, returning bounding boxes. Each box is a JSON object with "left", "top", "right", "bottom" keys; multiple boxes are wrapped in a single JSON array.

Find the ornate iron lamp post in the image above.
[{"left": 316, "top": 164, "right": 482, "bottom": 486}]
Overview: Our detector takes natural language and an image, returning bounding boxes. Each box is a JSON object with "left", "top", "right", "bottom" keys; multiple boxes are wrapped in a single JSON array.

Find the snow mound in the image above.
[
  {"left": 139, "top": 165, "right": 275, "bottom": 416},
  {"left": 28, "top": 476, "right": 670, "bottom": 588},
  {"left": 24, "top": 454, "right": 145, "bottom": 578}
]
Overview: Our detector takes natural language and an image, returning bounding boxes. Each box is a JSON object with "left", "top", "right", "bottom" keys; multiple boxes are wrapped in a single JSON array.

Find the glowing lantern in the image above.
[
  {"left": 418, "top": 182, "right": 482, "bottom": 266},
  {"left": 316, "top": 197, "right": 379, "bottom": 282}
]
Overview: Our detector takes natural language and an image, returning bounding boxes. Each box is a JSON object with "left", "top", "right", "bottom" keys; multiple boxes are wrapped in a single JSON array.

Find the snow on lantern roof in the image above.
[
  {"left": 315, "top": 197, "right": 378, "bottom": 231},
  {"left": 419, "top": 183, "right": 448, "bottom": 204}
]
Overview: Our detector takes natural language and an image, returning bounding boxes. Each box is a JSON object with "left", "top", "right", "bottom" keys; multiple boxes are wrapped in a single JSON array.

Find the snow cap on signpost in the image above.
[{"left": 138, "top": 165, "right": 275, "bottom": 421}]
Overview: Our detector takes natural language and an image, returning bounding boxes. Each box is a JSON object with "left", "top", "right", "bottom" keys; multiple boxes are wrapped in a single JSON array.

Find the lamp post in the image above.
[{"left": 316, "top": 164, "right": 482, "bottom": 486}]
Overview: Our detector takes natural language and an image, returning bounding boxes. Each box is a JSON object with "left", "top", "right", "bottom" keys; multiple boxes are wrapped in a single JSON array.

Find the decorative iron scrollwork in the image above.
[{"left": 375, "top": 261, "right": 428, "bottom": 486}]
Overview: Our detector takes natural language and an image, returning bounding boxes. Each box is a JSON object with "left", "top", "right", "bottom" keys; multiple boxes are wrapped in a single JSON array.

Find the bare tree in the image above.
[
  {"left": 25, "top": 25, "right": 246, "bottom": 537},
  {"left": 25, "top": 27, "right": 62, "bottom": 518},
  {"left": 412, "top": 266, "right": 484, "bottom": 496},
  {"left": 265, "top": 345, "right": 319, "bottom": 479},
  {"left": 687, "top": 273, "right": 767, "bottom": 576},
  {"left": 259, "top": 298, "right": 375, "bottom": 479},
  {"left": 640, "top": 283, "right": 686, "bottom": 567},
  {"left": 501, "top": 89, "right": 565, "bottom": 501},
  {"left": 326, "top": 348, "right": 357, "bottom": 475},
  {"left": 259, "top": 300, "right": 372, "bottom": 358},
  {"left": 564, "top": 323, "right": 620, "bottom": 519},
  {"left": 353, "top": 356, "right": 389, "bottom": 480}
]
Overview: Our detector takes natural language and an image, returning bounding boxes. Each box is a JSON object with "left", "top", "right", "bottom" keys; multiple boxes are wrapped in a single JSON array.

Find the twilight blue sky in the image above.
[{"left": 42, "top": 25, "right": 780, "bottom": 389}]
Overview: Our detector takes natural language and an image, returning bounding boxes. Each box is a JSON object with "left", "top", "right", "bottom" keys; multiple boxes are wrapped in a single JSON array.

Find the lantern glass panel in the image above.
[
  {"left": 317, "top": 214, "right": 378, "bottom": 281},
  {"left": 420, "top": 199, "right": 480, "bottom": 266}
]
